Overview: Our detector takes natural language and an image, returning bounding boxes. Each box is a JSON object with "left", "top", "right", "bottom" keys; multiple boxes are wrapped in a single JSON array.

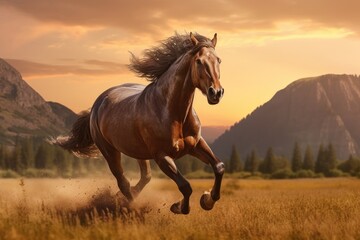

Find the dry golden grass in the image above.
[{"left": 0, "top": 177, "right": 360, "bottom": 240}]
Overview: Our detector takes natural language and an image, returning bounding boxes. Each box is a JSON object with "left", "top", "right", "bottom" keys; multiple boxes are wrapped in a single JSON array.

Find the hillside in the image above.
[
  {"left": 212, "top": 74, "right": 360, "bottom": 160},
  {"left": 0, "top": 58, "right": 76, "bottom": 144},
  {"left": 201, "top": 126, "right": 228, "bottom": 144}
]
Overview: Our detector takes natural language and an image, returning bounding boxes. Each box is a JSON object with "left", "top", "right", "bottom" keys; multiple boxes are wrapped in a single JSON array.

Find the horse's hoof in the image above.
[
  {"left": 200, "top": 191, "right": 215, "bottom": 211},
  {"left": 170, "top": 201, "right": 190, "bottom": 214}
]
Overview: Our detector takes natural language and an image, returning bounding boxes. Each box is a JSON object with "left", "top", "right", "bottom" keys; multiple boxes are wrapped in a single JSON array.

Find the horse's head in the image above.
[{"left": 190, "top": 32, "right": 224, "bottom": 105}]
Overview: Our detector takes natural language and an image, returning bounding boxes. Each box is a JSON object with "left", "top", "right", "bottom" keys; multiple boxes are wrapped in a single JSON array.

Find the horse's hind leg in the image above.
[
  {"left": 131, "top": 160, "right": 152, "bottom": 198},
  {"left": 100, "top": 148, "right": 133, "bottom": 202}
]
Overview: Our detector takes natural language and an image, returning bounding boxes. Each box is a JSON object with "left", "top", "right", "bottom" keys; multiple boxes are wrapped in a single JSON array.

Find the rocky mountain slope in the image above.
[
  {"left": 212, "top": 74, "right": 360, "bottom": 160},
  {"left": 0, "top": 58, "right": 76, "bottom": 144}
]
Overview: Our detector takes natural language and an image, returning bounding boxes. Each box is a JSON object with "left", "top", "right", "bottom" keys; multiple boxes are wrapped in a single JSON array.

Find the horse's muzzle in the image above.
[{"left": 207, "top": 87, "right": 224, "bottom": 105}]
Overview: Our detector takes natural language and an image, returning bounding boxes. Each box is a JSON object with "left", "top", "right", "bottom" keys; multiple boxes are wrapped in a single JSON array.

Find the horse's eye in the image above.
[{"left": 196, "top": 59, "right": 202, "bottom": 65}]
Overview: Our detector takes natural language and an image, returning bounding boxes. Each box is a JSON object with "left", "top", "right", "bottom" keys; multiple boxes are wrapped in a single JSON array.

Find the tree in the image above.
[
  {"left": 12, "top": 140, "right": 24, "bottom": 172},
  {"left": 72, "top": 157, "right": 85, "bottom": 176},
  {"left": 21, "top": 138, "right": 35, "bottom": 169},
  {"left": 176, "top": 155, "right": 193, "bottom": 174},
  {"left": 315, "top": 144, "right": 326, "bottom": 173},
  {"left": 0, "top": 144, "right": 5, "bottom": 169},
  {"left": 1, "top": 145, "right": 10, "bottom": 169},
  {"left": 244, "top": 149, "right": 260, "bottom": 173},
  {"left": 291, "top": 142, "right": 302, "bottom": 172},
  {"left": 315, "top": 143, "right": 337, "bottom": 176},
  {"left": 191, "top": 156, "right": 204, "bottom": 172},
  {"left": 302, "top": 145, "right": 315, "bottom": 171},
  {"left": 54, "top": 147, "right": 72, "bottom": 176},
  {"left": 35, "top": 143, "right": 54, "bottom": 169},
  {"left": 229, "top": 145, "right": 242, "bottom": 173},
  {"left": 325, "top": 143, "right": 337, "bottom": 172},
  {"left": 338, "top": 154, "right": 360, "bottom": 175},
  {"left": 260, "top": 147, "right": 277, "bottom": 174}
]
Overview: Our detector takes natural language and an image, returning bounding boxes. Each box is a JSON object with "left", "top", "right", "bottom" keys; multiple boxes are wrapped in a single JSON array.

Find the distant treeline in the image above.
[
  {"left": 0, "top": 137, "right": 107, "bottom": 178},
  {"left": 1, "top": 138, "right": 360, "bottom": 179},
  {"left": 224, "top": 142, "right": 360, "bottom": 179}
]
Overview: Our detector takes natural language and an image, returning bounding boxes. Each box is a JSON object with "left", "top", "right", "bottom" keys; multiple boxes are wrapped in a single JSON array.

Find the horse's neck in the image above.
[{"left": 156, "top": 54, "right": 195, "bottom": 123}]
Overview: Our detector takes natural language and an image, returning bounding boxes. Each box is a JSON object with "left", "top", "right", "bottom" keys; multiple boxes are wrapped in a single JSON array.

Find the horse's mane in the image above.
[{"left": 129, "top": 33, "right": 213, "bottom": 82}]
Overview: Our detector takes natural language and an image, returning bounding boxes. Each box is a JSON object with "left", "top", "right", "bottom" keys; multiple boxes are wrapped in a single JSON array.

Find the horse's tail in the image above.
[{"left": 53, "top": 110, "right": 99, "bottom": 157}]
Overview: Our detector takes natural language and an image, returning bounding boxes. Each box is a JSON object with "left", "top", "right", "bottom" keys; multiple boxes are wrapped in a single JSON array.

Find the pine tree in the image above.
[
  {"left": 35, "top": 143, "right": 54, "bottom": 169},
  {"left": 12, "top": 140, "right": 23, "bottom": 172},
  {"left": 2, "top": 145, "right": 10, "bottom": 169},
  {"left": 0, "top": 144, "right": 5, "bottom": 169},
  {"left": 347, "top": 155, "right": 360, "bottom": 174},
  {"left": 338, "top": 155, "right": 360, "bottom": 175},
  {"left": 176, "top": 155, "right": 193, "bottom": 174},
  {"left": 229, "top": 145, "right": 242, "bottom": 173},
  {"left": 191, "top": 156, "right": 204, "bottom": 172},
  {"left": 72, "top": 157, "right": 85, "bottom": 176},
  {"left": 244, "top": 149, "right": 260, "bottom": 173},
  {"left": 261, "top": 147, "right": 277, "bottom": 174},
  {"left": 326, "top": 143, "right": 337, "bottom": 172},
  {"left": 315, "top": 143, "right": 337, "bottom": 176},
  {"left": 54, "top": 147, "right": 72, "bottom": 176},
  {"left": 315, "top": 144, "right": 326, "bottom": 173},
  {"left": 291, "top": 142, "right": 302, "bottom": 172},
  {"left": 21, "top": 138, "right": 35, "bottom": 169},
  {"left": 302, "top": 145, "right": 315, "bottom": 171}
]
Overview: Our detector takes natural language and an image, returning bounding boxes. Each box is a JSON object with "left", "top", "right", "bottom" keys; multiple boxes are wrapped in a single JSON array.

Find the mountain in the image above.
[
  {"left": 201, "top": 126, "right": 228, "bottom": 144},
  {"left": 47, "top": 101, "right": 77, "bottom": 130},
  {"left": 212, "top": 74, "right": 360, "bottom": 160},
  {"left": 0, "top": 58, "right": 76, "bottom": 144}
]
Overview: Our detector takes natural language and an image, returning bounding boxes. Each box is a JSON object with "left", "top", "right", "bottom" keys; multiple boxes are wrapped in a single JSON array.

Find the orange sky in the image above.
[{"left": 1, "top": 0, "right": 360, "bottom": 126}]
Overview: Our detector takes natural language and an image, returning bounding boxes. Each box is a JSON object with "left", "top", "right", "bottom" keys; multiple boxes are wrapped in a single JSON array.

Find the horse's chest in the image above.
[
  {"left": 171, "top": 133, "right": 199, "bottom": 158},
  {"left": 173, "top": 136, "right": 196, "bottom": 150}
]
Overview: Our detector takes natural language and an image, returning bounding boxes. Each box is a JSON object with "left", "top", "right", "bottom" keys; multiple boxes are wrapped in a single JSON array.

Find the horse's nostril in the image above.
[{"left": 209, "top": 87, "right": 216, "bottom": 96}]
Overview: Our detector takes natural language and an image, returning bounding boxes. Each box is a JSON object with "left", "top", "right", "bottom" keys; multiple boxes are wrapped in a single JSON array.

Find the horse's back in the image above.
[
  {"left": 106, "top": 83, "right": 145, "bottom": 104},
  {"left": 90, "top": 83, "right": 151, "bottom": 158}
]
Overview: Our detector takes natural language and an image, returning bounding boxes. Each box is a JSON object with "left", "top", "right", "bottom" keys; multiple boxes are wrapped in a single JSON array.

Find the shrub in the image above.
[
  {"left": 227, "top": 171, "right": 252, "bottom": 179},
  {"left": 327, "top": 169, "right": 344, "bottom": 178},
  {"left": 271, "top": 169, "right": 294, "bottom": 179},
  {"left": 295, "top": 170, "right": 315, "bottom": 178},
  {"left": 23, "top": 168, "right": 58, "bottom": 178},
  {"left": 251, "top": 171, "right": 263, "bottom": 177},
  {"left": 0, "top": 170, "right": 20, "bottom": 178},
  {"left": 186, "top": 170, "right": 213, "bottom": 179},
  {"left": 314, "top": 173, "right": 325, "bottom": 178},
  {"left": 23, "top": 168, "right": 38, "bottom": 178}
]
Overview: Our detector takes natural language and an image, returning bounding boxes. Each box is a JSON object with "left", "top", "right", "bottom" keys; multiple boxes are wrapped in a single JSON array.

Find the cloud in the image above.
[
  {"left": 2, "top": 0, "right": 360, "bottom": 37},
  {"left": 5, "top": 59, "right": 129, "bottom": 78}
]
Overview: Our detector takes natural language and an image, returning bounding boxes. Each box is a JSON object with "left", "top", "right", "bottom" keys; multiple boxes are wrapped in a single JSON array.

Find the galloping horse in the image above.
[{"left": 56, "top": 32, "right": 225, "bottom": 214}]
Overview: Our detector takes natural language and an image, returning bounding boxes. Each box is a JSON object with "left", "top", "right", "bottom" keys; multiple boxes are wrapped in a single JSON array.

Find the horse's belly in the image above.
[
  {"left": 119, "top": 145, "right": 152, "bottom": 159},
  {"left": 101, "top": 117, "right": 152, "bottom": 159}
]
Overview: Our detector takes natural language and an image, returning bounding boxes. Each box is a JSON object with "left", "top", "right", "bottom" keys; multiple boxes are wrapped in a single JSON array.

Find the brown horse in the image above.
[{"left": 55, "top": 32, "right": 225, "bottom": 214}]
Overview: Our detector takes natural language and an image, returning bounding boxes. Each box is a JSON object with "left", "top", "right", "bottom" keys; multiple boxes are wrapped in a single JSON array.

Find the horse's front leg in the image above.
[
  {"left": 155, "top": 154, "right": 192, "bottom": 214},
  {"left": 190, "top": 137, "right": 225, "bottom": 211}
]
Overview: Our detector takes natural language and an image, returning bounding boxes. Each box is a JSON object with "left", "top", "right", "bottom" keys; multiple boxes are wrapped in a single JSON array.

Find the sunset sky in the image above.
[{"left": 1, "top": 0, "right": 360, "bottom": 126}]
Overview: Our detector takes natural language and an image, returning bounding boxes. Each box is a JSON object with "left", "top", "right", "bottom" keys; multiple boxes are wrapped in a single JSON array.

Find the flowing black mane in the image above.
[{"left": 129, "top": 33, "right": 214, "bottom": 82}]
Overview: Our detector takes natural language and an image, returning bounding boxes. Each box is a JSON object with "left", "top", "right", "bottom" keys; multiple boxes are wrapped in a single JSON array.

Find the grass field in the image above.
[{"left": 0, "top": 177, "right": 360, "bottom": 240}]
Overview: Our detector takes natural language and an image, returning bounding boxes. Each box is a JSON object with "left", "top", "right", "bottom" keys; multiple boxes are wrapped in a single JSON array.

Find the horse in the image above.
[{"left": 55, "top": 32, "right": 225, "bottom": 214}]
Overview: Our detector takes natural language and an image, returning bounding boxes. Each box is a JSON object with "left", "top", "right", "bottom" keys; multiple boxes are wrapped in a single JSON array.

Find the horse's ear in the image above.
[
  {"left": 190, "top": 32, "right": 199, "bottom": 46},
  {"left": 211, "top": 33, "right": 217, "bottom": 47}
]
